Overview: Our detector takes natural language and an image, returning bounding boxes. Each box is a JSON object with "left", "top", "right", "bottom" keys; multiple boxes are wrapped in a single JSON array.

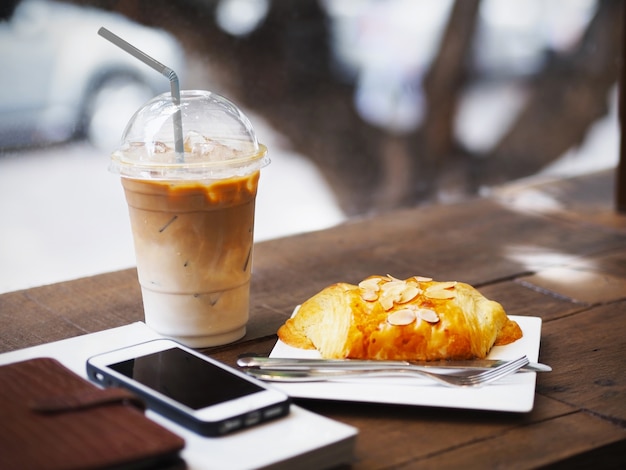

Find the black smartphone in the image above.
[{"left": 86, "top": 339, "right": 290, "bottom": 437}]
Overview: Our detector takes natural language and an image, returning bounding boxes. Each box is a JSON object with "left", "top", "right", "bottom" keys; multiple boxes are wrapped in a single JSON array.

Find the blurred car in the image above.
[{"left": 0, "top": 0, "right": 186, "bottom": 151}]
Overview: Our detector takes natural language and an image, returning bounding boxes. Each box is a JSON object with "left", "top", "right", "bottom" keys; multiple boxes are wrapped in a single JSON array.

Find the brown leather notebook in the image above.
[{"left": 0, "top": 357, "right": 185, "bottom": 470}]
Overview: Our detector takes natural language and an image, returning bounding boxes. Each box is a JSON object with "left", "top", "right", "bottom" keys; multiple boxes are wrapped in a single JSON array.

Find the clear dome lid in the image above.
[{"left": 110, "top": 90, "right": 269, "bottom": 180}]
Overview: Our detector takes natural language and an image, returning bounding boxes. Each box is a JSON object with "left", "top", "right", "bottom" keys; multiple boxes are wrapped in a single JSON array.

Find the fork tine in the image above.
[
  {"left": 449, "top": 357, "right": 524, "bottom": 386},
  {"left": 390, "top": 355, "right": 529, "bottom": 387},
  {"left": 438, "top": 355, "right": 528, "bottom": 385},
  {"left": 462, "top": 356, "right": 529, "bottom": 385},
  {"left": 468, "top": 357, "right": 526, "bottom": 381},
  {"left": 475, "top": 356, "right": 526, "bottom": 378}
]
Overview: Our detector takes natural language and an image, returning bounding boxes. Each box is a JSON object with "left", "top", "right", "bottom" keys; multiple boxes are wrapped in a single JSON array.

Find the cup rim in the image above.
[{"left": 110, "top": 144, "right": 269, "bottom": 180}]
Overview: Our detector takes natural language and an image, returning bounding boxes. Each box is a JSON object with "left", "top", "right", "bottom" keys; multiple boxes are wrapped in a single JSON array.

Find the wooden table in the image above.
[{"left": 1, "top": 169, "right": 625, "bottom": 468}]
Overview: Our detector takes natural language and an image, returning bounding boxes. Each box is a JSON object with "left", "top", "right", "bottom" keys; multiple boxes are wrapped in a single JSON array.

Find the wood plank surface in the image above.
[
  {"left": 491, "top": 170, "right": 626, "bottom": 231},
  {"left": 2, "top": 172, "right": 625, "bottom": 354},
  {"left": 537, "top": 301, "right": 626, "bottom": 423},
  {"left": 0, "top": 269, "right": 143, "bottom": 351},
  {"left": 1, "top": 170, "right": 625, "bottom": 468},
  {"left": 409, "top": 412, "right": 626, "bottom": 469}
]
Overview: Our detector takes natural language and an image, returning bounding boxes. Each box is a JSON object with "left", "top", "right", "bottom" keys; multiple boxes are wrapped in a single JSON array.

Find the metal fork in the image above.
[{"left": 243, "top": 355, "right": 530, "bottom": 387}]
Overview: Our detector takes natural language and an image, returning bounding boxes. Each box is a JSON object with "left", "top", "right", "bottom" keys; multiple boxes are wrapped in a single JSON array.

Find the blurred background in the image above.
[{"left": 0, "top": 0, "right": 621, "bottom": 293}]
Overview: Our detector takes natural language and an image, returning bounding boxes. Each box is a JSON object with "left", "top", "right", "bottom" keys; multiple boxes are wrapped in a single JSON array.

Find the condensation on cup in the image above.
[{"left": 110, "top": 90, "right": 269, "bottom": 347}]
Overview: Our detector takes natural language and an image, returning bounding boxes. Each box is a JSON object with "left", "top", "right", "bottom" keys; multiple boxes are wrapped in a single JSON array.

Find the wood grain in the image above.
[{"left": 1, "top": 170, "right": 625, "bottom": 468}]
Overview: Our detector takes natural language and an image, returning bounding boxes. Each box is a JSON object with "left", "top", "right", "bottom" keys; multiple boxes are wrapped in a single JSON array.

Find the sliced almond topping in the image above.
[
  {"left": 387, "top": 309, "right": 416, "bottom": 326},
  {"left": 359, "top": 277, "right": 382, "bottom": 291},
  {"left": 413, "top": 276, "right": 433, "bottom": 282},
  {"left": 428, "top": 281, "right": 457, "bottom": 291},
  {"left": 381, "top": 280, "right": 405, "bottom": 292},
  {"left": 397, "top": 285, "right": 420, "bottom": 304},
  {"left": 416, "top": 308, "right": 440, "bottom": 323},
  {"left": 424, "top": 289, "right": 456, "bottom": 300},
  {"left": 360, "top": 289, "right": 379, "bottom": 302},
  {"left": 386, "top": 274, "right": 404, "bottom": 282},
  {"left": 379, "top": 282, "right": 406, "bottom": 310},
  {"left": 379, "top": 293, "right": 396, "bottom": 311}
]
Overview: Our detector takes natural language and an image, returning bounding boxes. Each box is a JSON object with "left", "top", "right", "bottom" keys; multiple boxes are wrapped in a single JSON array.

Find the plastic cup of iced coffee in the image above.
[{"left": 110, "top": 90, "right": 269, "bottom": 347}]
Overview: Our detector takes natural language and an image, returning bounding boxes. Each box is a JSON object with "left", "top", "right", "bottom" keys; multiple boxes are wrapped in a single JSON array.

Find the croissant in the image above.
[{"left": 278, "top": 275, "right": 522, "bottom": 361}]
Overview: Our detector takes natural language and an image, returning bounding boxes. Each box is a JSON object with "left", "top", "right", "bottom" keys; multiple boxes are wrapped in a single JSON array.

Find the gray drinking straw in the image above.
[{"left": 97, "top": 27, "right": 184, "bottom": 160}]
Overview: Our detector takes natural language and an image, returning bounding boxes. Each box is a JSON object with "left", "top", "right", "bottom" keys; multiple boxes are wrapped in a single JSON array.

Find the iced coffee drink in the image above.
[{"left": 111, "top": 90, "right": 269, "bottom": 347}]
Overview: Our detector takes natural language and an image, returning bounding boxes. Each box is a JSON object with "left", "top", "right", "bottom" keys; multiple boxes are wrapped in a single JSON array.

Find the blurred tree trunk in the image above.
[
  {"left": 479, "top": 0, "right": 623, "bottom": 186},
  {"left": 225, "top": 0, "right": 387, "bottom": 215},
  {"left": 0, "top": 0, "right": 20, "bottom": 20},
  {"left": 405, "top": 0, "right": 481, "bottom": 205},
  {"left": 64, "top": 0, "right": 621, "bottom": 215}
]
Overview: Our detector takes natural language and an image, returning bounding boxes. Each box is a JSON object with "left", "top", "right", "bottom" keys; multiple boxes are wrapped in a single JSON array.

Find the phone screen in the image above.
[{"left": 109, "top": 347, "right": 264, "bottom": 410}]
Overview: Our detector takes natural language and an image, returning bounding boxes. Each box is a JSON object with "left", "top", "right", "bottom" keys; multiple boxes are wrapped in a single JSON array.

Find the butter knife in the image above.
[{"left": 237, "top": 355, "right": 551, "bottom": 373}]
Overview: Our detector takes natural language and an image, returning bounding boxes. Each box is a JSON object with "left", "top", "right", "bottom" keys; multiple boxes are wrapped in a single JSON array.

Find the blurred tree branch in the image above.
[
  {"left": 63, "top": 0, "right": 621, "bottom": 215},
  {"left": 479, "top": 0, "right": 622, "bottom": 185}
]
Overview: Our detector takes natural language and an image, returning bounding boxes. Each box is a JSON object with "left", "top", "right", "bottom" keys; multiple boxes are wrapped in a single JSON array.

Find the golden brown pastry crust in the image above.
[{"left": 277, "top": 275, "right": 522, "bottom": 360}]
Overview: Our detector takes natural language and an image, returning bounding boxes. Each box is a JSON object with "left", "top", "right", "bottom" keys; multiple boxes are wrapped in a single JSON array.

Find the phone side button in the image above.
[
  {"left": 263, "top": 406, "right": 285, "bottom": 419},
  {"left": 244, "top": 411, "right": 261, "bottom": 427},
  {"left": 219, "top": 418, "right": 243, "bottom": 435}
]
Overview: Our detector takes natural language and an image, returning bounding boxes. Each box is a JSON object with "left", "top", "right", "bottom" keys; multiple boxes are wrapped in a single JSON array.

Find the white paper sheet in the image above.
[{"left": 0, "top": 322, "right": 357, "bottom": 470}]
